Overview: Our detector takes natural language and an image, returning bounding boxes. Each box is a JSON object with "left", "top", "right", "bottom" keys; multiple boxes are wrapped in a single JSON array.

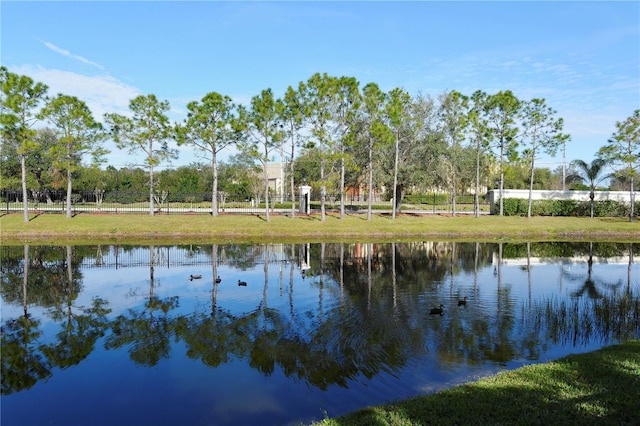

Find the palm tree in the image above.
[{"left": 566, "top": 158, "right": 611, "bottom": 218}]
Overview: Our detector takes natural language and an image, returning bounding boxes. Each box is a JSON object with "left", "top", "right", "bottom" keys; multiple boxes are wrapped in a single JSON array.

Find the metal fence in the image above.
[{"left": 0, "top": 189, "right": 490, "bottom": 215}]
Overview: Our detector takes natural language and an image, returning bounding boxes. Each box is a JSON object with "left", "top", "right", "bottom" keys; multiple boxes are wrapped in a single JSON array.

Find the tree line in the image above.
[{"left": 2, "top": 67, "right": 638, "bottom": 222}]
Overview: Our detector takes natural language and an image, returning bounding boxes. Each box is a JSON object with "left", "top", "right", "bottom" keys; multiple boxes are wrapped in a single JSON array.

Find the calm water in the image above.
[{"left": 1, "top": 242, "right": 639, "bottom": 426}]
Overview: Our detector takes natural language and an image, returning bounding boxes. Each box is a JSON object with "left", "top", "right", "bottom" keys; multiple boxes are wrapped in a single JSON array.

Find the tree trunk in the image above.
[
  {"left": 451, "top": 162, "right": 457, "bottom": 217},
  {"left": 149, "top": 163, "right": 155, "bottom": 216},
  {"left": 280, "top": 149, "right": 285, "bottom": 204},
  {"left": 212, "top": 155, "right": 218, "bottom": 217},
  {"left": 367, "top": 139, "right": 373, "bottom": 221},
  {"left": 629, "top": 176, "right": 635, "bottom": 222},
  {"left": 527, "top": 155, "right": 535, "bottom": 218},
  {"left": 474, "top": 137, "right": 481, "bottom": 218},
  {"left": 339, "top": 122, "right": 346, "bottom": 220},
  {"left": 290, "top": 136, "right": 296, "bottom": 219},
  {"left": 263, "top": 144, "right": 270, "bottom": 222},
  {"left": 392, "top": 133, "right": 399, "bottom": 219},
  {"left": 340, "top": 151, "right": 345, "bottom": 220},
  {"left": 21, "top": 155, "right": 29, "bottom": 222},
  {"left": 320, "top": 139, "right": 325, "bottom": 222},
  {"left": 66, "top": 167, "right": 72, "bottom": 219},
  {"left": 395, "top": 185, "right": 403, "bottom": 213},
  {"left": 499, "top": 139, "right": 505, "bottom": 216}
]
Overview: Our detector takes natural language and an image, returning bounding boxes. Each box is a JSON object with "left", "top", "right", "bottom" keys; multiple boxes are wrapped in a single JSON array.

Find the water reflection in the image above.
[{"left": 1, "top": 242, "right": 638, "bottom": 425}]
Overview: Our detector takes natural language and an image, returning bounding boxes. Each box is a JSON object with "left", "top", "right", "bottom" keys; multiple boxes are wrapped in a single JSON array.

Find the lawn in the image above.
[
  {"left": 1, "top": 212, "right": 639, "bottom": 245},
  {"left": 313, "top": 340, "right": 640, "bottom": 426}
]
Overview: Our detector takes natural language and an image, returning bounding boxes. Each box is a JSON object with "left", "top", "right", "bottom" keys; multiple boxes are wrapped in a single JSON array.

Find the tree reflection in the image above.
[
  {"left": 41, "top": 297, "right": 111, "bottom": 369},
  {"left": 0, "top": 314, "right": 50, "bottom": 395},
  {"left": 105, "top": 296, "right": 179, "bottom": 366},
  {"left": 179, "top": 309, "right": 242, "bottom": 368},
  {"left": 566, "top": 242, "right": 621, "bottom": 299},
  {"left": 103, "top": 246, "right": 179, "bottom": 366},
  {"left": 40, "top": 246, "right": 111, "bottom": 369},
  {"left": 1, "top": 242, "right": 638, "bottom": 396}
]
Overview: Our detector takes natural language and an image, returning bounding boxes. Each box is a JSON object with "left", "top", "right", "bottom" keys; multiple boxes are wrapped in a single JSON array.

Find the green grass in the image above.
[
  {"left": 1, "top": 212, "right": 639, "bottom": 245},
  {"left": 313, "top": 340, "right": 640, "bottom": 426}
]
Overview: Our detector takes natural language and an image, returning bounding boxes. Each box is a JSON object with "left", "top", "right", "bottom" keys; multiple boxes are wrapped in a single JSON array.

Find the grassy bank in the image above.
[
  {"left": 313, "top": 340, "right": 640, "bottom": 426},
  {"left": 1, "top": 213, "right": 639, "bottom": 245}
]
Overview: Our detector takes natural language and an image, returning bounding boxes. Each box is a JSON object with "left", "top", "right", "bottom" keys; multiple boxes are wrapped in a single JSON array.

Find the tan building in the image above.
[{"left": 266, "top": 162, "right": 287, "bottom": 199}]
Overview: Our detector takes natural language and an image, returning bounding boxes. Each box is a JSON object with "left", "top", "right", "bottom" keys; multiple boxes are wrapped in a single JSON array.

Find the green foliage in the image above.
[
  {"left": 177, "top": 92, "right": 241, "bottom": 215},
  {"left": 532, "top": 199, "right": 579, "bottom": 217},
  {"left": 404, "top": 193, "right": 449, "bottom": 204},
  {"left": 592, "top": 200, "right": 633, "bottom": 218},
  {"left": 1, "top": 67, "right": 49, "bottom": 221},
  {"left": 104, "top": 94, "right": 177, "bottom": 215},
  {"left": 0, "top": 67, "right": 49, "bottom": 154},
  {"left": 293, "top": 148, "right": 322, "bottom": 184},
  {"left": 103, "top": 192, "right": 148, "bottom": 204},
  {"left": 0, "top": 175, "right": 21, "bottom": 190},
  {"left": 599, "top": 109, "right": 639, "bottom": 177},
  {"left": 39, "top": 94, "right": 108, "bottom": 217},
  {"left": 105, "top": 94, "right": 176, "bottom": 167},
  {"left": 316, "top": 340, "right": 640, "bottom": 426},
  {"left": 503, "top": 163, "right": 555, "bottom": 189},
  {"left": 502, "top": 199, "right": 637, "bottom": 218},
  {"left": 2, "top": 67, "right": 636, "bottom": 224},
  {"left": 502, "top": 198, "right": 528, "bottom": 216},
  {"left": 599, "top": 109, "right": 640, "bottom": 221},
  {"left": 568, "top": 182, "right": 589, "bottom": 191},
  {"left": 238, "top": 88, "right": 285, "bottom": 221}
]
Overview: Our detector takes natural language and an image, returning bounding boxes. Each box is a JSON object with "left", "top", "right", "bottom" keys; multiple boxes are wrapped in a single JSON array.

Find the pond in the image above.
[{"left": 1, "top": 242, "right": 639, "bottom": 426}]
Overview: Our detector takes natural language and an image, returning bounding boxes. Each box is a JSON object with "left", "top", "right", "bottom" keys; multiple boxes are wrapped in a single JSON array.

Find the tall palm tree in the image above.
[{"left": 566, "top": 158, "right": 611, "bottom": 218}]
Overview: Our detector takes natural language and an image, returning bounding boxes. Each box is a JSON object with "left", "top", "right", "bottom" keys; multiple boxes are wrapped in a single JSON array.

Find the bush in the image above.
[
  {"left": 404, "top": 193, "right": 449, "bottom": 205},
  {"left": 502, "top": 198, "right": 527, "bottom": 216},
  {"left": 104, "top": 191, "right": 148, "bottom": 204},
  {"left": 594, "top": 200, "right": 629, "bottom": 218},
  {"left": 532, "top": 200, "right": 578, "bottom": 217},
  {"left": 501, "top": 198, "right": 636, "bottom": 218}
]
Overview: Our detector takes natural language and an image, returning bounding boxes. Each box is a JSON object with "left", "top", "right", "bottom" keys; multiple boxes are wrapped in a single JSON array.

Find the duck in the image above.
[
  {"left": 189, "top": 274, "right": 202, "bottom": 281},
  {"left": 237, "top": 280, "right": 247, "bottom": 286},
  {"left": 215, "top": 276, "right": 222, "bottom": 284},
  {"left": 458, "top": 296, "right": 468, "bottom": 306},
  {"left": 429, "top": 304, "right": 444, "bottom": 315}
]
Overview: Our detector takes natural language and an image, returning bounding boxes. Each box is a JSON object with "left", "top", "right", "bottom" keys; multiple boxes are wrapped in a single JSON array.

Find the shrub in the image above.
[
  {"left": 501, "top": 198, "right": 636, "bottom": 218},
  {"left": 502, "top": 198, "right": 527, "bottom": 216},
  {"left": 594, "top": 200, "right": 629, "bottom": 218},
  {"left": 404, "top": 193, "right": 449, "bottom": 205},
  {"left": 532, "top": 200, "right": 578, "bottom": 217}
]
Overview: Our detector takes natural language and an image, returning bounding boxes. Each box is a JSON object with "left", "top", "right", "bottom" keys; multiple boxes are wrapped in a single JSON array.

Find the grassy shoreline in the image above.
[
  {"left": 313, "top": 340, "right": 640, "bottom": 426},
  {"left": 1, "top": 213, "right": 639, "bottom": 245}
]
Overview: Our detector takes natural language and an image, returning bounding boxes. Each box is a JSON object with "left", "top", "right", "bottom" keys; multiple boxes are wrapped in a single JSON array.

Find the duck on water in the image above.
[{"left": 429, "top": 304, "right": 444, "bottom": 315}]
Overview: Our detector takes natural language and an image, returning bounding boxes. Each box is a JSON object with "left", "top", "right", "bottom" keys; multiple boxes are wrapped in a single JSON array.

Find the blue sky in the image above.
[{"left": 2, "top": 1, "right": 639, "bottom": 171}]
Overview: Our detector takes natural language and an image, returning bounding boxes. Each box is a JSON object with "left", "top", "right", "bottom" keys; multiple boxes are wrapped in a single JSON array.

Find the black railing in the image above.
[{"left": 0, "top": 189, "right": 490, "bottom": 215}]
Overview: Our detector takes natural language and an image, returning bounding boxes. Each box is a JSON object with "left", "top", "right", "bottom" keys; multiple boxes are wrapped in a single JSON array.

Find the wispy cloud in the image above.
[
  {"left": 12, "top": 65, "right": 140, "bottom": 120},
  {"left": 10, "top": 64, "right": 145, "bottom": 167},
  {"left": 41, "top": 40, "right": 104, "bottom": 70}
]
